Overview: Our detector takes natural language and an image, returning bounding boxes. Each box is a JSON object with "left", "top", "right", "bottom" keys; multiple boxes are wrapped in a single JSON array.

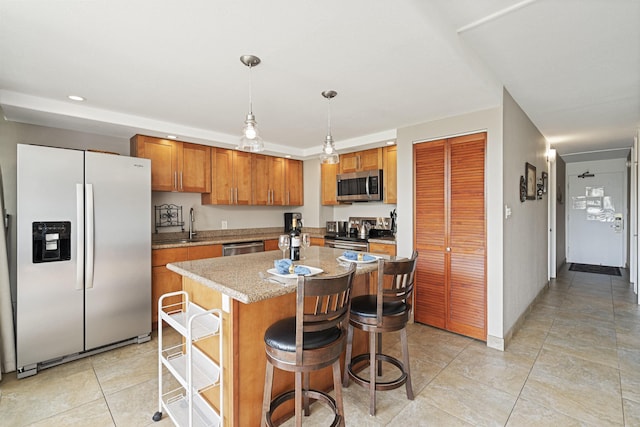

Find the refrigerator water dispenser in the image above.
[{"left": 32, "top": 221, "right": 71, "bottom": 263}]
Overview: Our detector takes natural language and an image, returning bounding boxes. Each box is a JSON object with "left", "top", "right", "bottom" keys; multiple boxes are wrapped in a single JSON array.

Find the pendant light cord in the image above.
[{"left": 248, "top": 64, "right": 253, "bottom": 115}]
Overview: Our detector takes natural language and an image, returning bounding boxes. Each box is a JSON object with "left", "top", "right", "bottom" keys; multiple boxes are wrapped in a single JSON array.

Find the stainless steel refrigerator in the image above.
[{"left": 16, "top": 144, "right": 151, "bottom": 378}]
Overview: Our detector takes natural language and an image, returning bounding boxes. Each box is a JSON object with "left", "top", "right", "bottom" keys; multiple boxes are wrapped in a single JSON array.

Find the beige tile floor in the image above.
[{"left": 2, "top": 264, "right": 640, "bottom": 426}]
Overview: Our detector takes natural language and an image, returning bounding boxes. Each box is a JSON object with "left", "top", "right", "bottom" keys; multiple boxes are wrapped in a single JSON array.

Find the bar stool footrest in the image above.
[
  {"left": 266, "top": 389, "right": 343, "bottom": 427},
  {"left": 347, "top": 353, "right": 408, "bottom": 391}
]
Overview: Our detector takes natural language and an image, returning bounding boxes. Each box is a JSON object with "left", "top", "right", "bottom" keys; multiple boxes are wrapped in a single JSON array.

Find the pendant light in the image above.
[
  {"left": 320, "top": 90, "right": 339, "bottom": 164},
  {"left": 239, "top": 55, "right": 264, "bottom": 152}
]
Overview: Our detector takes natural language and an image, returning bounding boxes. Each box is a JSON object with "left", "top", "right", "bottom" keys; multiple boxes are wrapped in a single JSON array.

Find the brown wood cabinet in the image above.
[
  {"left": 202, "top": 148, "right": 252, "bottom": 205},
  {"left": 263, "top": 239, "right": 279, "bottom": 251},
  {"left": 130, "top": 134, "right": 210, "bottom": 193},
  {"left": 340, "top": 148, "right": 382, "bottom": 173},
  {"left": 252, "top": 155, "right": 285, "bottom": 206},
  {"left": 151, "top": 245, "right": 222, "bottom": 326},
  {"left": 413, "top": 132, "right": 486, "bottom": 341},
  {"left": 284, "top": 158, "right": 303, "bottom": 206},
  {"left": 321, "top": 162, "right": 339, "bottom": 206},
  {"left": 368, "top": 242, "right": 396, "bottom": 257},
  {"left": 310, "top": 237, "right": 324, "bottom": 247},
  {"left": 251, "top": 155, "right": 302, "bottom": 206},
  {"left": 383, "top": 145, "right": 397, "bottom": 204}
]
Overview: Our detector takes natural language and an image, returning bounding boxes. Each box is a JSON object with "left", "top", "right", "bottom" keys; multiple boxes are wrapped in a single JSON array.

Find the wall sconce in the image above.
[{"left": 537, "top": 171, "right": 548, "bottom": 199}]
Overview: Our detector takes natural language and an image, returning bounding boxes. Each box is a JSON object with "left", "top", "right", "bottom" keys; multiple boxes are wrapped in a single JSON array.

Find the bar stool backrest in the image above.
[
  {"left": 376, "top": 251, "right": 418, "bottom": 325},
  {"left": 295, "top": 263, "right": 356, "bottom": 365}
]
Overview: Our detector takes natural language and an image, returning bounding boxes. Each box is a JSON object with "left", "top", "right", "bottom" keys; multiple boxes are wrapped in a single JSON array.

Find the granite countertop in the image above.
[{"left": 166, "top": 246, "right": 380, "bottom": 304}]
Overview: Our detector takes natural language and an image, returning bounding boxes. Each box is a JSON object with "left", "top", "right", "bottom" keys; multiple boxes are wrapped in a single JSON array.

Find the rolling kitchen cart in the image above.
[{"left": 153, "top": 291, "right": 223, "bottom": 427}]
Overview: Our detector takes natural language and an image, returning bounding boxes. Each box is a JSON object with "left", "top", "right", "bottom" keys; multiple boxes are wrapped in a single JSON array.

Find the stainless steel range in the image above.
[{"left": 324, "top": 216, "right": 393, "bottom": 252}]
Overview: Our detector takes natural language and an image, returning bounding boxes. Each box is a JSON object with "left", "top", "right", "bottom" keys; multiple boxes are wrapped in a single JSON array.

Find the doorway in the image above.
[{"left": 566, "top": 161, "right": 626, "bottom": 268}]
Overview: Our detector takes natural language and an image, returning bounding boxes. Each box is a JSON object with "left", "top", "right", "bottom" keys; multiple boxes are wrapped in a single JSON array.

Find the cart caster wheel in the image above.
[{"left": 152, "top": 411, "right": 162, "bottom": 422}]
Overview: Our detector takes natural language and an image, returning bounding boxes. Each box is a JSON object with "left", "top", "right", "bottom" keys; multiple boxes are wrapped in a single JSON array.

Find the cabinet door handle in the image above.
[
  {"left": 180, "top": 171, "right": 183, "bottom": 190},
  {"left": 235, "top": 188, "right": 238, "bottom": 204},
  {"left": 230, "top": 188, "right": 233, "bottom": 204},
  {"left": 174, "top": 171, "right": 177, "bottom": 190}
]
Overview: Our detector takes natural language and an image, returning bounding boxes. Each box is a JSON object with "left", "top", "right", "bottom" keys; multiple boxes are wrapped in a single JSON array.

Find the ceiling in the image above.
[{"left": 1, "top": 1, "right": 638, "bottom": 161}]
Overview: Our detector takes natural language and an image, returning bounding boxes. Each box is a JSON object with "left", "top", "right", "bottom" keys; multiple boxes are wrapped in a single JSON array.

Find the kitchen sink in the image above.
[{"left": 155, "top": 237, "right": 212, "bottom": 244}]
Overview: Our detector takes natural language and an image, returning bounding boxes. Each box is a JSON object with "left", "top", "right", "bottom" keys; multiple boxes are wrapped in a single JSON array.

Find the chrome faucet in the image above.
[{"left": 189, "top": 208, "right": 196, "bottom": 239}]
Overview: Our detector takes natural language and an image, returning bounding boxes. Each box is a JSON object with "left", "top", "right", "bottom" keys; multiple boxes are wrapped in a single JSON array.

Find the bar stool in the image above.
[
  {"left": 342, "top": 251, "right": 418, "bottom": 416},
  {"left": 261, "top": 263, "right": 356, "bottom": 427}
]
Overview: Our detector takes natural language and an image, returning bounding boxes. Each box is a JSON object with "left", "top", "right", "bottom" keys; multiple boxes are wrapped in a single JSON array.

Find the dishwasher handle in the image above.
[{"left": 222, "top": 241, "right": 264, "bottom": 256}]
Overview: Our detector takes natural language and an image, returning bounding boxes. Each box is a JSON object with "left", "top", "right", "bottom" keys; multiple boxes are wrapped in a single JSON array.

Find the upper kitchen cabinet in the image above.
[
  {"left": 130, "top": 134, "right": 211, "bottom": 193},
  {"left": 203, "top": 148, "right": 252, "bottom": 205},
  {"left": 252, "top": 155, "right": 302, "bottom": 206},
  {"left": 321, "top": 162, "right": 339, "bottom": 205},
  {"left": 285, "top": 158, "right": 303, "bottom": 206},
  {"left": 340, "top": 148, "right": 382, "bottom": 173},
  {"left": 383, "top": 145, "right": 397, "bottom": 204},
  {"left": 252, "top": 154, "right": 284, "bottom": 206}
]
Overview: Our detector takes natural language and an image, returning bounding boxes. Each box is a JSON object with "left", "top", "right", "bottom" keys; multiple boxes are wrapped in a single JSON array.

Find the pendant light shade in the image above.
[
  {"left": 239, "top": 55, "right": 264, "bottom": 152},
  {"left": 320, "top": 90, "right": 339, "bottom": 164}
]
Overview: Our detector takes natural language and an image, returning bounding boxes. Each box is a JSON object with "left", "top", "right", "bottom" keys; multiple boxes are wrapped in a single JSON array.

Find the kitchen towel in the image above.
[
  {"left": 0, "top": 166, "right": 16, "bottom": 376},
  {"left": 274, "top": 259, "right": 311, "bottom": 276},
  {"left": 342, "top": 251, "right": 376, "bottom": 262}
]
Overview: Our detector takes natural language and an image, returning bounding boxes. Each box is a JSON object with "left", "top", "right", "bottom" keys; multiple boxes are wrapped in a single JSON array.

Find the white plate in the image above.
[
  {"left": 338, "top": 255, "right": 380, "bottom": 264},
  {"left": 267, "top": 265, "right": 323, "bottom": 278}
]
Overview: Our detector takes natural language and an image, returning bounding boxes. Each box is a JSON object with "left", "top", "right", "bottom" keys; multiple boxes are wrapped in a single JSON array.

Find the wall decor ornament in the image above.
[
  {"left": 520, "top": 175, "right": 527, "bottom": 202},
  {"left": 525, "top": 162, "right": 536, "bottom": 200}
]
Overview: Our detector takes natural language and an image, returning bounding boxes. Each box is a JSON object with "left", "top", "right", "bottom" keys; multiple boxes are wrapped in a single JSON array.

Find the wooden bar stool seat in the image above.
[
  {"left": 261, "top": 263, "right": 356, "bottom": 427},
  {"left": 342, "top": 251, "right": 418, "bottom": 416}
]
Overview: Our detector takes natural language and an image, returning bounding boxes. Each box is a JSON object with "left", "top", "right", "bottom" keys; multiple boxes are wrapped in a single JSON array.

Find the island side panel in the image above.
[{"left": 184, "top": 272, "right": 370, "bottom": 427}]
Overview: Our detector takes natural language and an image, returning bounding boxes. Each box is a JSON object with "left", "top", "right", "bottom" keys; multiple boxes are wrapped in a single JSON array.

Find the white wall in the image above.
[
  {"left": 396, "top": 106, "right": 504, "bottom": 347},
  {"left": 502, "top": 90, "right": 549, "bottom": 336}
]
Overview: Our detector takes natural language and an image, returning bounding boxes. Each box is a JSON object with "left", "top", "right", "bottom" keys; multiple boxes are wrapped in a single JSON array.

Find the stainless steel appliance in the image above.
[
  {"left": 284, "top": 212, "right": 302, "bottom": 232},
  {"left": 222, "top": 241, "right": 264, "bottom": 256},
  {"left": 336, "top": 170, "right": 383, "bottom": 202},
  {"left": 325, "top": 221, "right": 348, "bottom": 236},
  {"left": 16, "top": 144, "right": 151, "bottom": 378},
  {"left": 324, "top": 216, "right": 393, "bottom": 252}
]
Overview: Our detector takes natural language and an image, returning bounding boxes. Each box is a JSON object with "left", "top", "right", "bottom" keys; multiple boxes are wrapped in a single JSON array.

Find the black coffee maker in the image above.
[{"left": 284, "top": 212, "right": 302, "bottom": 232}]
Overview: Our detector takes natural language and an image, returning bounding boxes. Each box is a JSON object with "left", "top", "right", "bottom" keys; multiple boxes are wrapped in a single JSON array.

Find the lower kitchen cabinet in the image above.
[
  {"left": 368, "top": 242, "right": 396, "bottom": 257},
  {"left": 263, "top": 239, "right": 279, "bottom": 251},
  {"left": 151, "top": 245, "right": 222, "bottom": 326},
  {"left": 310, "top": 237, "right": 324, "bottom": 247}
]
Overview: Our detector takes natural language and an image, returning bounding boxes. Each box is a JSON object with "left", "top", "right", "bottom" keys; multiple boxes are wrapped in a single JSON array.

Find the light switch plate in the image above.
[{"left": 221, "top": 220, "right": 227, "bottom": 229}]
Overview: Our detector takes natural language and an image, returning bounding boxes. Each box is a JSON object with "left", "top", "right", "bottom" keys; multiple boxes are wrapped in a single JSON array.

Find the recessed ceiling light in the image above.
[
  {"left": 167, "top": 135, "right": 178, "bottom": 139},
  {"left": 285, "top": 155, "right": 291, "bottom": 158},
  {"left": 386, "top": 140, "right": 396, "bottom": 145},
  {"left": 67, "top": 95, "right": 85, "bottom": 101}
]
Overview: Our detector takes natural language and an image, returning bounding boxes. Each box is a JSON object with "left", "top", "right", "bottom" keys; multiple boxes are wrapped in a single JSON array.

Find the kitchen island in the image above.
[{"left": 166, "top": 246, "right": 378, "bottom": 426}]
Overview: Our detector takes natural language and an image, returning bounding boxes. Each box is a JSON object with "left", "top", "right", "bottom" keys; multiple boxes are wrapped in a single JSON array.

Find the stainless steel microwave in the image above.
[{"left": 336, "top": 169, "right": 383, "bottom": 202}]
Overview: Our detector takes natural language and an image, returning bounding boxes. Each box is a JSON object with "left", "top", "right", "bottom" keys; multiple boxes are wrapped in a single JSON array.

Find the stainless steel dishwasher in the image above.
[{"left": 222, "top": 241, "right": 264, "bottom": 256}]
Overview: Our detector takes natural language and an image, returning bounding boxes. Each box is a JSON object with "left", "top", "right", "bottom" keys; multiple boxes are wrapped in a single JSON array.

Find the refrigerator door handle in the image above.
[
  {"left": 76, "top": 184, "right": 84, "bottom": 290},
  {"left": 85, "top": 183, "right": 95, "bottom": 289}
]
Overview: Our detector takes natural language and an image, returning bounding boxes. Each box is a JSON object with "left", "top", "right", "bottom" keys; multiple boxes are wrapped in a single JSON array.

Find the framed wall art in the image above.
[{"left": 525, "top": 162, "right": 536, "bottom": 200}]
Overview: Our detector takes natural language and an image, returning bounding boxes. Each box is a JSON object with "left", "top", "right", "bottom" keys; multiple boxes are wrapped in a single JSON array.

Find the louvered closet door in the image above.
[
  {"left": 414, "top": 139, "right": 446, "bottom": 329},
  {"left": 414, "top": 133, "right": 486, "bottom": 341}
]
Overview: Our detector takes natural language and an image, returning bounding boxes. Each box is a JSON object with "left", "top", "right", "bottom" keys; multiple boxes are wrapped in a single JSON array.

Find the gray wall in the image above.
[{"left": 502, "top": 89, "right": 549, "bottom": 335}]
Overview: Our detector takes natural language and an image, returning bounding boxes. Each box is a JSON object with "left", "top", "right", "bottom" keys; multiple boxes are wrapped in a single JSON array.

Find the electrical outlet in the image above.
[{"left": 221, "top": 220, "right": 228, "bottom": 229}]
